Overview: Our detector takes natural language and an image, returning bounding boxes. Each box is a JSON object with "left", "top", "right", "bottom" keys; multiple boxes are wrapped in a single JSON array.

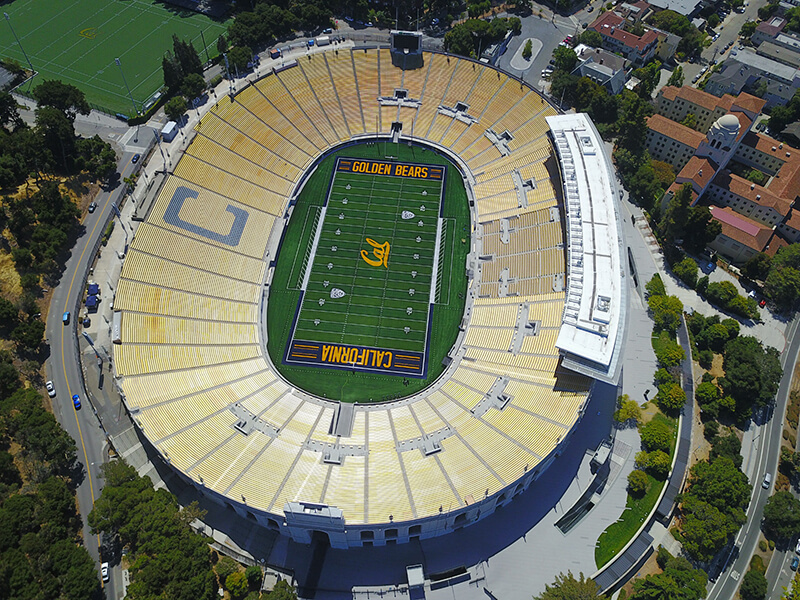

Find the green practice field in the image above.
[
  {"left": 1, "top": 0, "right": 228, "bottom": 115},
  {"left": 268, "top": 143, "right": 470, "bottom": 402}
]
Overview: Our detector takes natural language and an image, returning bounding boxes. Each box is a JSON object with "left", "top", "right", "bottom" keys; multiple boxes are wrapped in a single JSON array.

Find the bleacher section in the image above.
[{"left": 115, "top": 48, "right": 593, "bottom": 544}]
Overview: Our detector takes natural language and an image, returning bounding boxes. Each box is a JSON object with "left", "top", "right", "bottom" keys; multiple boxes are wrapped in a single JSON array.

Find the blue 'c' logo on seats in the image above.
[{"left": 164, "top": 186, "right": 248, "bottom": 247}]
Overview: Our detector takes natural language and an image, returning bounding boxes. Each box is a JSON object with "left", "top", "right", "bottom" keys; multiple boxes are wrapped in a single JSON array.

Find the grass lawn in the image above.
[
  {"left": 595, "top": 407, "right": 678, "bottom": 567},
  {"left": 1, "top": 0, "right": 229, "bottom": 115},
  {"left": 267, "top": 142, "right": 470, "bottom": 402}
]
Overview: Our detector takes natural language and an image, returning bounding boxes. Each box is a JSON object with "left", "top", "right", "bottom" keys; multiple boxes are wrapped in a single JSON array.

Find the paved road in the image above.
[
  {"left": 705, "top": 315, "right": 800, "bottom": 600},
  {"left": 46, "top": 150, "right": 141, "bottom": 600}
]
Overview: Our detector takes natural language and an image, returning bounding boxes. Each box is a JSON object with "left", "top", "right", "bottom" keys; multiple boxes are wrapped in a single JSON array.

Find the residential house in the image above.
[
  {"left": 572, "top": 44, "right": 629, "bottom": 95},
  {"left": 589, "top": 11, "right": 659, "bottom": 67}
]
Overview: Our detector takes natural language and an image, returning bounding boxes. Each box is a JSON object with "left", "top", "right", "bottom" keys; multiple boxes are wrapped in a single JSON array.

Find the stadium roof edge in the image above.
[{"left": 546, "top": 113, "right": 627, "bottom": 385}]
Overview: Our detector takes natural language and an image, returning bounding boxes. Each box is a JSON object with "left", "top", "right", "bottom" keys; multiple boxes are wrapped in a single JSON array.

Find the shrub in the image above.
[
  {"left": 614, "top": 394, "right": 642, "bottom": 425},
  {"left": 645, "top": 450, "right": 671, "bottom": 479},
  {"left": 655, "top": 338, "right": 685, "bottom": 368},
  {"left": 758, "top": 539, "right": 767, "bottom": 552},
  {"left": 646, "top": 273, "right": 666, "bottom": 298},
  {"left": 628, "top": 469, "right": 649, "bottom": 496},
  {"left": 657, "top": 381, "right": 686, "bottom": 412},
  {"left": 226, "top": 572, "right": 249, "bottom": 600},
  {"left": 216, "top": 557, "right": 239, "bottom": 587},
  {"left": 640, "top": 419, "right": 672, "bottom": 453},
  {"left": 696, "top": 275, "right": 709, "bottom": 296},
  {"left": 697, "top": 349, "right": 713, "bottom": 369},
  {"left": 672, "top": 256, "right": 698, "bottom": 288},
  {"left": 654, "top": 368, "right": 673, "bottom": 387}
]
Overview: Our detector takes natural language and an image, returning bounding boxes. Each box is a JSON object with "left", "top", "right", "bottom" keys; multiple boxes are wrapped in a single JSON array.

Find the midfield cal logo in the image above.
[{"left": 361, "top": 238, "right": 390, "bottom": 268}]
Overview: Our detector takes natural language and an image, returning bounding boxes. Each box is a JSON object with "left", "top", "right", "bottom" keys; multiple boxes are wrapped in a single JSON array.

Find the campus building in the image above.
[{"left": 647, "top": 85, "right": 800, "bottom": 263}]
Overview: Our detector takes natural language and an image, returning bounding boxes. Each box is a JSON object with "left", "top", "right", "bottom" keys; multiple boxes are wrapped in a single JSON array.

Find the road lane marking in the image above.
[{"left": 59, "top": 187, "right": 116, "bottom": 557}]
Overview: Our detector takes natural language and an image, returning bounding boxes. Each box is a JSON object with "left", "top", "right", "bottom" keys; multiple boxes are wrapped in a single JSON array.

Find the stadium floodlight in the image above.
[
  {"left": 4, "top": 13, "right": 34, "bottom": 84},
  {"left": 115, "top": 58, "right": 139, "bottom": 116}
]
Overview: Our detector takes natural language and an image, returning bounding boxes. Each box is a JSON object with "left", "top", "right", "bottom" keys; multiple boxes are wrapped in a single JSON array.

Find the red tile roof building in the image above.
[{"left": 589, "top": 11, "right": 659, "bottom": 66}]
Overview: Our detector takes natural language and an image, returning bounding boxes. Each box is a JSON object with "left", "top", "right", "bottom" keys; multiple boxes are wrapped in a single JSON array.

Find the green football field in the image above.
[
  {"left": 289, "top": 158, "right": 443, "bottom": 359},
  {"left": 268, "top": 143, "right": 470, "bottom": 402},
  {"left": 0, "top": 0, "right": 228, "bottom": 115}
]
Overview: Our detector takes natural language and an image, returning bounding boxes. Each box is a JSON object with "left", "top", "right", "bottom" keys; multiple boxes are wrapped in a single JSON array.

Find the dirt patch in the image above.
[
  {"left": 708, "top": 353, "right": 725, "bottom": 380},
  {"left": 620, "top": 551, "right": 662, "bottom": 597},
  {"left": 641, "top": 401, "right": 659, "bottom": 423}
]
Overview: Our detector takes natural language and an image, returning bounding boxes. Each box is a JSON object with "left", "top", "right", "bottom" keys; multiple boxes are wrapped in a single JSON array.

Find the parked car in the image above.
[
  {"left": 794, "top": 538, "right": 800, "bottom": 555},
  {"left": 792, "top": 556, "right": 799, "bottom": 572},
  {"left": 46, "top": 381, "right": 56, "bottom": 398},
  {"left": 587, "top": 5, "right": 594, "bottom": 11},
  {"left": 72, "top": 394, "right": 81, "bottom": 410}
]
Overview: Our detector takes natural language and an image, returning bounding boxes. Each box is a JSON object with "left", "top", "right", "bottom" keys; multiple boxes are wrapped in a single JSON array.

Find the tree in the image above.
[
  {"left": 630, "top": 556, "right": 707, "bottom": 600},
  {"left": 32, "top": 80, "right": 90, "bottom": 121},
  {"left": 722, "top": 336, "right": 782, "bottom": 409},
  {"left": 579, "top": 30, "right": 603, "bottom": 47},
  {"left": 765, "top": 266, "right": 800, "bottom": 311},
  {"left": 644, "top": 450, "right": 672, "bottom": 479},
  {"left": 628, "top": 469, "right": 649, "bottom": 496},
  {"left": 11, "top": 319, "right": 45, "bottom": 351},
  {"left": 672, "top": 256, "right": 698, "bottom": 288},
  {"left": 245, "top": 566, "right": 263, "bottom": 590},
  {"left": 655, "top": 337, "right": 685, "bottom": 368},
  {"left": 646, "top": 273, "right": 666, "bottom": 298},
  {"left": 740, "top": 20, "right": 757, "bottom": 37},
  {"left": 227, "top": 46, "right": 252, "bottom": 75},
  {"left": 695, "top": 381, "right": 720, "bottom": 408},
  {"left": 660, "top": 182, "right": 693, "bottom": 242},
  {"left": 522, "top": 39, "right": 533, "bottom": 60},
  {"left": 710, "top": 432, "right": 743, "bottom": 468},
  {"left": 226, "top": 572, "right": 249, "bottom": 599},
  {"left": 172, "top": 35, "right": 203, "bottom": 79},
  {"left": 444, "top": 26, "right": 475, "bottom": 56},
  {"left": 535, "top": 571, "right": 600, "bottom": 600},
  {"left": 216, "top": 34, "right": 228, "bottom": 55},
  {"left": 164, "top": 97, "right": 188, "bottom": 122},
  {"left": 89, "top": 459, "right": 218, "bottom": 600},
  {"left": 741, "top": 569, "right": 768, "bottom": 600},
  {"left": 687, "top": 456, "right": 751, "bottom": 521},
  {"left": 553, "top": 46, "right": 578, "bottom": 73},
  {"left": 163, "top": 53, "right": 183, "bottom": 91},
  {"left": 743, "top": 252, "right": 772, "bottom": 281},
  {"left": 268, "top": 580, "right": 298, "bottom": 600},
  {"left": 649, "top": 294, "right": 683, "bottom": 333},
  {"left": 640, "top": 419, "right": 672, "bottom": 453},
  {"left": 667, "top": 66, "right": 685, "bottom": 87},
  {"left": 763, "top": 491, "right": 800, "bottom": 541},
  {"left": 181, "top": 73, "right": 206, "bottom": 103},
  {"left": 657, "top": 381, "right": 686, "bottom": 412},
  {"left": 614, "top": 394, "right": 642, "bottom": 425},
  {"left": 680, "top": 496, "right": 739, "bottom": 562},
  {"left": 216, "top": 556, "right": 239, "bottom": 586},
  {"left": 35, "top": 106, "right": 76, "bottom": 172}
]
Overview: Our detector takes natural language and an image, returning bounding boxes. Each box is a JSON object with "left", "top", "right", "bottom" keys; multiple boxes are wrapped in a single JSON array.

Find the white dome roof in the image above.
[{"left": 716, "top": 114, "right": 740, "bottom": 131}]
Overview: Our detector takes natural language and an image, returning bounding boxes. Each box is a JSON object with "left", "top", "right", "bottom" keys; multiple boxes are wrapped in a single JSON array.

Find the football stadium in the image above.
[{"left": 113, "top": 34, "right": 625, "bottom": 550}]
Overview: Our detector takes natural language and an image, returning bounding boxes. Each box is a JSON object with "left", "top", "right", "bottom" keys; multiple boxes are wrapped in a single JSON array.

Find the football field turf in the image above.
[
  {"left": 1, "top": 0, "right": 228, "bottom": 115},
  {"left": 268, "top": 143, "right": 470, "bottom": 402},
  {"left": 285, "top": 157, "right": 445, "bottom": 377}
]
